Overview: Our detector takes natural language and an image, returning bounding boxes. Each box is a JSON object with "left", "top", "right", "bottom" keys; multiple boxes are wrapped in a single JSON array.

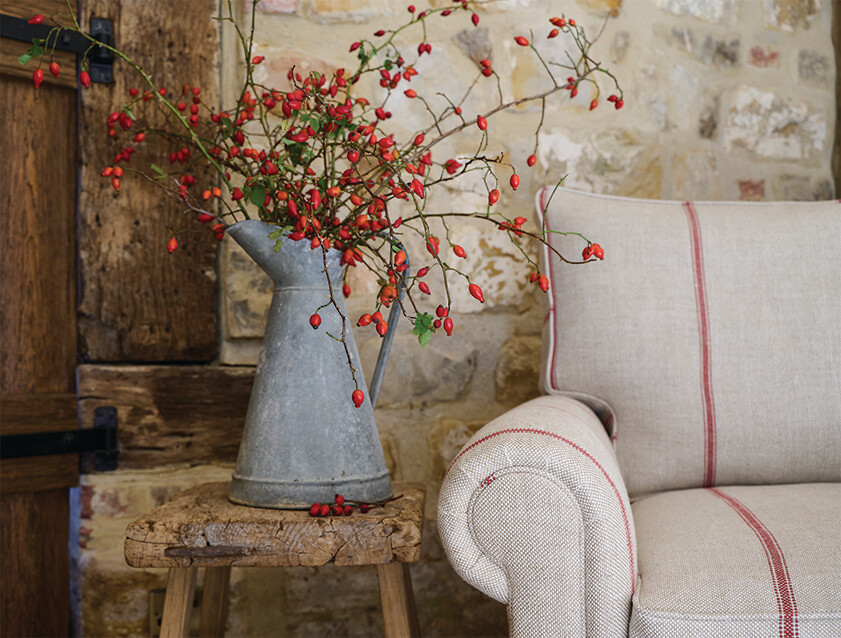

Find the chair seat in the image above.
[{"left": 630, "top": 483, "right": 841, "bottom": 637}]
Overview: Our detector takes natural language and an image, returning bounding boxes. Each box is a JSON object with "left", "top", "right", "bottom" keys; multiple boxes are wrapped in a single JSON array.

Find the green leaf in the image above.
[
  {"left": 384, "top": 59, "right": 393, "bottom": 70},
  {"left": 18, "top": 53, "right": 32, "bottom": 66},
  {"left": 273, "top": 237, "right": 283, "bottom": 253},
  {"left": 123, "top": 106, "right": 136, "bottom": 121},
  {"left": 250, "top": 186, "right": 266, "bottom": 207},
  {"left": 29, "top": 41, "right": 44, "bottom": 57},
  {"left": 268, "top": 228, "right": 283, "bottom": 239},
  {"left": 150, "top": 163, "right": 165, "bottom": 178},
  {"left": 412, "top": 312, "right": 436, "bottom": 346}
]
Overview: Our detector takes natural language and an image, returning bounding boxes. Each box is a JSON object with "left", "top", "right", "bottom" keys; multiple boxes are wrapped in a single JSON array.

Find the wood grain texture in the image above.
[
  {"left": 0, "top": 10, "right": 75, "bottom": 633},
  {"left": 0, "top": 489, "right": 71, "bottom": 637},
  {"left": 77, "top": 364, "right": 254, "bottom": 468},
  {"left": 77, "top": 0, "right": 220, "bottom": 361},
  {"left": 198, "top": 566, "right": 231, "bottom": 638},
  {"left": 124, "top": 482, "right": 425, "bottom": 569},
  {"left": 0, "top": 455, "right": 79, "bottom": 494},
  {"left": 160, "top": 567, "right": 197, "bottom": 638},
  {"left": 0, "top": 75, "right": 77, "bottom": 393},
  {"left": 377, "top": 563, "right": 421, "bottom": 638},
  {"left": 0, "top": 393, "right": 77, "bottom": 434}
]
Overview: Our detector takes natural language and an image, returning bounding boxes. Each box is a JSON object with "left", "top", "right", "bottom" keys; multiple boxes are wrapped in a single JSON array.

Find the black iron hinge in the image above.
[
  {"left": 0, "top": 14, "right": 114, "bottom": 83},
  {"left": 0, "top": 406, "right": 118, "bottom": 472}
]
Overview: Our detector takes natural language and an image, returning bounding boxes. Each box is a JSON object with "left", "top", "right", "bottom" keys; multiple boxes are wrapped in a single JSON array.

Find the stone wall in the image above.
[{"left": 75, "top": 0, "right": 836, "bottom": 636}]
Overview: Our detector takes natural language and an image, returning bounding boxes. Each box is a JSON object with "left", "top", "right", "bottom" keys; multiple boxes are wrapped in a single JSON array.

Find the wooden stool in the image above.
[{"left": 125, "top": 481, "right": 425, "bottom": 638}]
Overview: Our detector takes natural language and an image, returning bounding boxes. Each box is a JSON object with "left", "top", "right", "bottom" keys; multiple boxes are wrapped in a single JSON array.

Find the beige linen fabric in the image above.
[
  {"left": 630, "top": 483, "right": 841, "bottom": 637},
  {"left": 438, "top": 395, "right": 636, "bottom": 637},
  {"left": 538, "top": 188, "right": 841, "bottom": 498}
]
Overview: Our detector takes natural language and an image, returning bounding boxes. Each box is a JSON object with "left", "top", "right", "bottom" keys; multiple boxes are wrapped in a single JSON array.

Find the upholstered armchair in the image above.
[{"left": 438, "top": 188, "right": 841, "bottom": 637}]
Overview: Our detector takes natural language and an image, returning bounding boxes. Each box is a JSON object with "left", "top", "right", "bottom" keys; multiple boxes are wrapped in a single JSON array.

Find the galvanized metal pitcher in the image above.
[{"left": 226, "top": 219, "right": 393, "bottom": 509}]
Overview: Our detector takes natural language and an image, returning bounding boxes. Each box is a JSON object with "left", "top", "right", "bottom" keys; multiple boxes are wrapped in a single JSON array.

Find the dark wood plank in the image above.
[
  {"left": 0, "top": 76, "right": 77, "bottom": 393},
  {"left": 0, "top": 489, "right": 71, "bottom": 637},
  {"left": 0, "top": 1, "right": 78, "bottom": 89},
  {"left": 77, "top": 0, "right": 220, "bottom": 362},
  {"left": 0, "top": 455, "right": 79, "bottom": 494},
  {"left": 0, "top": 393, "right": 77, "bottom": 435},
  {"left": 0, "top": 36, "right": 77, "bottom": 89},
  {"left": 833, "top": 0, "right": 840, "bottom": 197},
  {"left": 77, "top": 364, "right": 253, "bottom": 468},
  {"left": 0, "top": 6, "right": 76, "bottom": 633}
]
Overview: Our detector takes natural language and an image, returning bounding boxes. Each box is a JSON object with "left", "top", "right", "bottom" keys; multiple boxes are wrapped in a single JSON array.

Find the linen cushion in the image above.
[
  {"left": 538, "top": 187, "right": 841, "bottom": 497},
  {"left": 629, "top": 483, "right": 841, "bottom": 637}
]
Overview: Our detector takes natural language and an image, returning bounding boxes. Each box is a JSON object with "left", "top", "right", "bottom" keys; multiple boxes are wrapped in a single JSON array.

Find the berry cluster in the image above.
[
  {"left": 308, "top": 493, "right": 402, "bottom": 517},
  {"left": 21, "top": 3, "right": 621, "bottom": 408}
]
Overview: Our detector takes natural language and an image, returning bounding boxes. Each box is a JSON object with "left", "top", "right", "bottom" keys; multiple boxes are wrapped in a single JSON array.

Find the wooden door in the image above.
[{"left": 0, "top": 2, "right": 79, "bottom": 635}]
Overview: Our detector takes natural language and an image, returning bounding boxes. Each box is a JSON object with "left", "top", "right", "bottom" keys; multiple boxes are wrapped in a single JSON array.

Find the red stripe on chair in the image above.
[
  {"left": 683, "top": 202, "right": 717, "bottom": 487},
  {"left": 445, "top": 413, "right": 636, "bottom": 595},
  {"left": 708, "top": 488, "right": 799, "bottom": 638}
]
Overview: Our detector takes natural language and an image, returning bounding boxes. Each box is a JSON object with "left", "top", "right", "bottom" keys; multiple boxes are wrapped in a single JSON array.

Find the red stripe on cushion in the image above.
[
  {"left": 708, "top": 488, "right": 799, "bottom": 637},
  {"left": 683, "top": 202, "right": 717, "bottom": 487},
  {"left": 445, "top": 413, "right": 636, "bottom": 595}
]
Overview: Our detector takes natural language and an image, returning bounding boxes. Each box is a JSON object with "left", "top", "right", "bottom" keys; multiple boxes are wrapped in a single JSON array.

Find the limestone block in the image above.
[
  {"left": 738, "top": 179, "right": 766, "bottom": 201},
  {"left": 672, "top": 150, "right": 721, "bottom": 200},
  {"left": 79, "top": 569, "right": 166, "bottom": 638},
  {"left": 722, "top": 86, "right": 827, "bottom": 161},
  {"left": 656, "top": 0, "right": 737, "bottom": 23},
  {"left": 798, "top": 50, "right": 830, "bottom": 84},
  {"left": 453, "top": 27, "right": 492, "bottom": 67},
  {"left": 247, "top": 0, "right": 299, "bottom": 13},
  {"left": 303, "top": 0, "right": 399, "bottom": 24},
  {"left": 494, "top": 336, "right": 541, "bottom": 406},
  {"left": 749, "top": 45, "right": 780, "bottom": 68},
  {"left": 539, "top": 129, "right": 664, "bottom": 199},
  {"left": 763, "top": 0, "right": 822, "bottom": 31},
  {"left": 575, "top": 0, "right": 624, "bottom": 15},
  {"left": 360, "top": 333, "right": 477, "bottom": 407},
  {"left": 698, "top": 93, "right": 720, "bottom": 139},
  {"left": 610, "top": 31, "right": 630, "bottom": 63},
  {"left": 427, "top": 417, "right": 488, "bottom": 484},
  {"left": 222, "top": 236, "right": 273, "bottom": 339},
  {"left": 772, "top": 174, "right": 834, "bottom": 200},
  {"left": 658, "top": 26, "right": 740, "bottom": 66}
]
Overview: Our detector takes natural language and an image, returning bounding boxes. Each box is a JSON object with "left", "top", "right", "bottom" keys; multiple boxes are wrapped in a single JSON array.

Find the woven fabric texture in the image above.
[
  {"left": 537, "top": 188, "right": 841, "bottom": 497},
  {"left": 438, "top": 395, "right": 636, "bottom": 637},
  {"left": 630, "top": 483, "right": 841, "bottom": 637}
]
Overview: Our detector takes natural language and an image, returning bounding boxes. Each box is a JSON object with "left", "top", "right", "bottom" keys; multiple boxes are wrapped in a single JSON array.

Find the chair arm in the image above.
[{"left": 437, "top": 395, "right": 636, "bottom": 637}]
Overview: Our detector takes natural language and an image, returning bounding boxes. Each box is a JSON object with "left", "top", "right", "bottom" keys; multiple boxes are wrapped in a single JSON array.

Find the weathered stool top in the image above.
[{"left": 125, "top": 481, "right": 425, "bottom": 569}]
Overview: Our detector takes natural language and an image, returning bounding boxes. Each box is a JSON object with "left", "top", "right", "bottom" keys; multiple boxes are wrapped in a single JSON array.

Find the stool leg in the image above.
[
  {"left": 377, "top": 563, "right": 420, "bottom": 638},
  {"left": 199, "top": 566, "right": 231, "bottom": 637},
  {"left": 160, "top": 567, "right": 198, "bottom": 638}
]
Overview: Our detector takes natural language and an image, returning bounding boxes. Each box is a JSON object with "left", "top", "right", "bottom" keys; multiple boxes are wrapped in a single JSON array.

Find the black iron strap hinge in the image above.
[
  {"left": 0, "top": 406, "right": 118, "bottom": 471},
  {"left": 0, "top": 14, "right": 114, "bottom": 83}
]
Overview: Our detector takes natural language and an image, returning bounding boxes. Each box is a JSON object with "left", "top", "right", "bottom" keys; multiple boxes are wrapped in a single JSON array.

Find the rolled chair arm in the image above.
[{"left": 437, "top": 395, "right": 636, "bottom": 637}]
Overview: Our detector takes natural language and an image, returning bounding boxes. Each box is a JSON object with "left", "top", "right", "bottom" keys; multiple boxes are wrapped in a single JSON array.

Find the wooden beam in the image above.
[
  {"left": 77, "top": 0, "right": 220, "bottom": 362},
  {"left": 77, "top": 364, "right": 253, "bottom": 468}
]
